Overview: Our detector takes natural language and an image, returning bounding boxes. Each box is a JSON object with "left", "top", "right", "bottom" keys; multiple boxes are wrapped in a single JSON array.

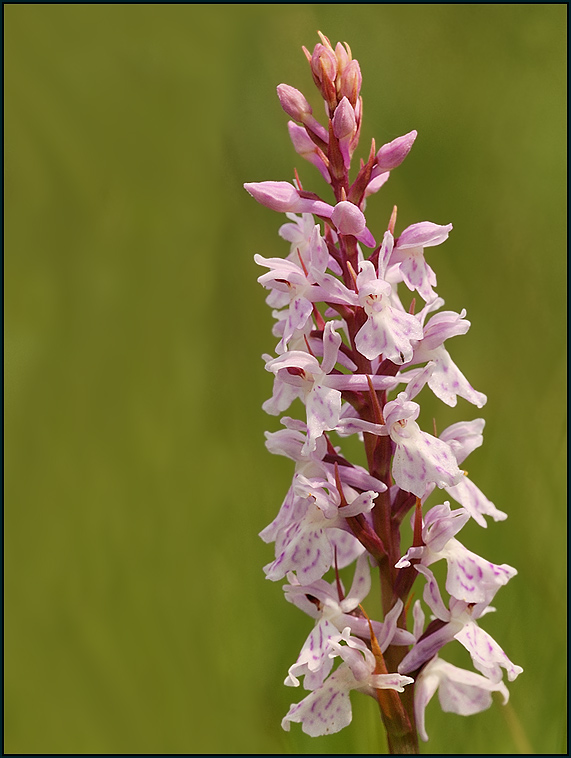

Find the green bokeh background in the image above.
[{"left": 5, "top": 4, "right": 566, "bottom": 754}]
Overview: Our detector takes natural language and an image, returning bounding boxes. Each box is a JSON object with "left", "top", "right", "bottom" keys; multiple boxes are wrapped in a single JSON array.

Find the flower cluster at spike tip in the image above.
[{"left": 244, "top": 32, "right": 521, "bottom": 753}]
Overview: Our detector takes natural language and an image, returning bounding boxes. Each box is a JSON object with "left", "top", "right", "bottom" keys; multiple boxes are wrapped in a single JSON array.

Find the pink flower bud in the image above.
[
  {"left": 337, "top": 59, "right": 362, "bottom": 107},
  {"left": 276, "top": 84, "right": 313, "bottom": 122},
  {"left": 364, "top": 171, "right": 390, "bottom": 198},
  {"left": 287, "top": 122, "right": 331, "bottom": 183},
  {"left": 331, "top": 201, "right": 376, "bottom": 248},
  {"left": 244, "top": 181, "right": 300, "bottom": 212},
  {"left": 332, "top": 97, "right": 356, "bottom": 140},
  {"left": 334, "top": 41, "right": 351, "bottom": 75},
  {"left": 375, "top": 130, "right": 418, "bottom": 172},
  {"left": 244, "top": 181, "right": 334, "bottom": 217},
  {"left": 332, "top": 201, "right": 365, "bottom": 235},
  {"left": 310, "top": 43, "right": 339, "bottom": 112},
  {"left": 287, "top": 122, "right": 314, "bottom": 156},
  {"left": 311, "top": 43, "right": 338, "bottom": 84}
]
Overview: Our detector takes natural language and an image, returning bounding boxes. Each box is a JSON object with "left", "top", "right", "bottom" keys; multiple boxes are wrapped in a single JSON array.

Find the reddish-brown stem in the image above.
[{"left": 310, "top": 96, "right": 420, "bottom": 753}]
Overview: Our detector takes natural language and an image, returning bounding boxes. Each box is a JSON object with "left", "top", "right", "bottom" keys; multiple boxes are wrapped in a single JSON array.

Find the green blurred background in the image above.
[{"left": 5, "top": 4, "right": 566, "bottom": 754}]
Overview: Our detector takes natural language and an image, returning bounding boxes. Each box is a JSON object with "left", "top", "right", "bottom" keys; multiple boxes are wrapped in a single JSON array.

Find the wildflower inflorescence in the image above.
[{"left": 245, "top": 32, "right": 521, "bottom": 754}]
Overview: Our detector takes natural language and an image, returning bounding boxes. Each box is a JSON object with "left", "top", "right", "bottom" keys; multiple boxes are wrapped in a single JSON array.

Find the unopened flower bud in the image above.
[
  {"left": 311, "top": 43, "right": 338, "bottom": 83},
  {"left": 337, "top": 59, "right": 362, "bottom": 107},
  {"left": 331, "top": 201, "right": 375, "bottom": 248},
  {"left": 364, "top": 171, "right": 390, "bottom": 198},
  {"left": 375, "top": 130, "right": 418, "bottom": 173},
  {"left": 276, "top": 84, "right": 313, "bottom": 122},
  {"left": 277, "top": 84, "right": 329, "bottom": 143},
  {"left": 334, "top": 41, "right": 351, "bottom": 75},
  {"left": 244, "top": 181, "right": 333, "bottom": 217},
  {"left": 287, "top": 122, "right": 331, "bottom": 183},
  {"left": 332, "top": 97, "right": 357, "bottom": 170},
  {"left": 287, "top": 122, "right": 314, "bottom": 155},
  {"left": 244, "top": 181, "right": 300, "bottom": 212},
  {"left": 332, "top": 200, "right": 365, "bottom": 235},
  {"left": 310, "top": 43, "right": 338, "bottom": 113},
  {"left": 332, "top": 97, "right": 356, "bottom": 140}
]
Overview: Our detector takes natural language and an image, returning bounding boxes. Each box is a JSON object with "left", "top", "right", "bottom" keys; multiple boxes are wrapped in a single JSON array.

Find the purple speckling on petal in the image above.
[
  {"left": 325, "top": 691, "right": 339, "bottom": 710},
  {"left": 308, "top": 549, "right": 321, "bottom": 569}
]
